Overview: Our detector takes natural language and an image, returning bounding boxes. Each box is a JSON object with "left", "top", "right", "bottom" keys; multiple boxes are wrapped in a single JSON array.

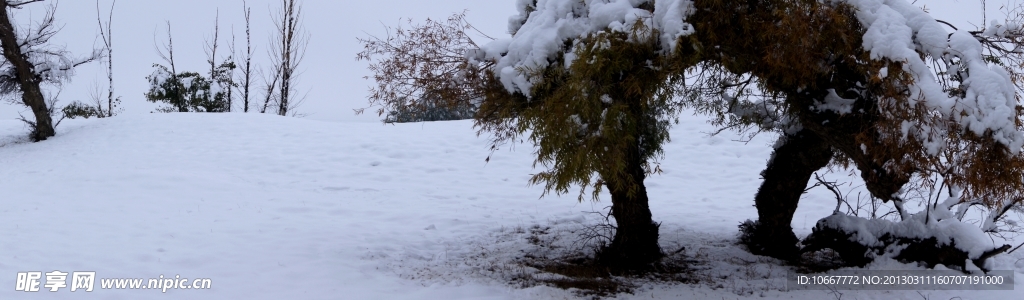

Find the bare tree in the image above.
[
  {"left": 204, "top": 9, "right": 235, "bottom": 112},
  {"left": 235, "top": 0, "right": 255, "bottom": 112},
  {"left": 155, "top": 21, "right": 177, "bottom": 89},
  {"left": 95, "top": 0, "right": 116, "bottom": 117},
  {"left": 258, "top": 64, "right": 279, "bottom": 114},
  {"left": 355, "top": 12, "right": 489, "bottom": 121},
  {"left": 269, "top": 0, "right": 308, "bottom": 116},
  {"left": 0, "top": 0, "right": 100, "bottom": 141},
  {"left": 205, "top": 9, "right": 221, "bottom": 107}
]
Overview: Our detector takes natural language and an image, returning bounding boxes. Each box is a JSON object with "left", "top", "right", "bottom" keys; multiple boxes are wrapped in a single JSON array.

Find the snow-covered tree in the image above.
[
  {"left": 687, "top": 0, "right": 1024, "bottom": 261},
  {"left": 146, "top": 68, "right": 230, "bottom": 113},
  {"left": 361, "top": 0, "right": 695, "bottom": 271},
  {"left": 360, "top": 0, "right": 1024, "bottom": 270},
  {"left": 0, "top": 0, "right": 100, "bottom": 141},
  {"left": 146, "top": 22, "right": 233, "bottom": 113},
  {"left": 204, "top": 9, "right": 236, "bottom": 112}
]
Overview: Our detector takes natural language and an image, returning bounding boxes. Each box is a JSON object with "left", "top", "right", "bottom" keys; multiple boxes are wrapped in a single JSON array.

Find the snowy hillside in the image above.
[{"left": 1, "top": 113, "right": 1021, "bottom": 299}]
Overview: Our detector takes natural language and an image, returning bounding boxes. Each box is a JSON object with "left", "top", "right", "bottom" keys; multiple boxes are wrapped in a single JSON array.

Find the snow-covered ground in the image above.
[{"left": 1, "top": 112, "right": 1021, "bottom": 299}]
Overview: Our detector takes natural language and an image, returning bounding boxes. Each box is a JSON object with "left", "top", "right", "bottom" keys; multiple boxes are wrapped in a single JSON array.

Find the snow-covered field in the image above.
[{"left": 1, "top": 112, "right": 1021, "bottom": 299}]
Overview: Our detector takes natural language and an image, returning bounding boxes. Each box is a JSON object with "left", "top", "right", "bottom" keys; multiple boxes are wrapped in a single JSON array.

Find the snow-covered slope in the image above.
[{"left": 1, "top": 113, "right": 1020, "bottom": 299}]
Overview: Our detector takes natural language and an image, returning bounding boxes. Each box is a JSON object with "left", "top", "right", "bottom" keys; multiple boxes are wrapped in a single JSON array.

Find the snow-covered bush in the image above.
[
  {"left": 145, "top": 65, "right": 231, "bottom": 113},
  {"left": 802, "top": 211, "right": 1013, "bottom": 273},
  {"left": 61, "top": 101, "right": 104, "bottom": 119},
  {"left": 800, "top": 170, "right": 1022, "bottom": 272}
]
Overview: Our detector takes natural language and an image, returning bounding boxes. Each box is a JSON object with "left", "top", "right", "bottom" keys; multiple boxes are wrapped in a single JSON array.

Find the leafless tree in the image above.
[
  {"left": 155, "top": 21, "right": 177, "bottom": 88},
  {"left": 235, "top": 0, "right": 254, "bottom": 112},
  {"left": 258, "top": 63, "right": 279, "bottom": 114},
  {"left": 204, "top": 9, "right": 234, "bottom": 112},
  {"left": 0, "top": 0, "right": 100, "bottom": 141},
  {"left": 205, "top": 9, "right": 221, "bottom": 105},
  {"left": 355, "top": 12, "right": 489, "bottom": 120},
  {"left": 268, "top": 0, "right": 308, "bottom": 116},
  {"left": 95, "top": 0, "right": 117, "bottom": 117}
]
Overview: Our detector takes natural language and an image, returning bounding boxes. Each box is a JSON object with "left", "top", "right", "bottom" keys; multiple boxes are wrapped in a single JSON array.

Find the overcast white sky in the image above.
[{"left": 0, "top": 0, "right": 1015, "bottom": 123}]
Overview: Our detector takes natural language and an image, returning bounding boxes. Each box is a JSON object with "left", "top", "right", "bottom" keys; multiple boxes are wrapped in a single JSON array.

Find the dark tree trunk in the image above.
[
  {"left": 744, "top": 129, "right": 832, "bottom": 259},
  {"left": 598, "top": 144, "right": 663, "bottom": 271},
  {"left": 0, "top": 2, "right": 54, "bottom": 141}
]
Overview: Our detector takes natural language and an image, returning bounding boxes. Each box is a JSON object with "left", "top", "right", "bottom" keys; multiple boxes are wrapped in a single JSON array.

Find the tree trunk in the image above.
[
  {"left": 745, "top": 129, "right": 832, "bottom": 259},
  {"left": 0, "top": 2, "right": 54, "bottom": 141},
  {"left": 598, "top": 144, "right": 663, "bottom": 271}
]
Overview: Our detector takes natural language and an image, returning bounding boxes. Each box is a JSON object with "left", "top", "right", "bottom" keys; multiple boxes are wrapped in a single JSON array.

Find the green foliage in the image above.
[
  {"left": 478, "top": 28, "right": 687, "bottom": 201},
  {"left": 61, "top": 101, "right": 103, "bottom": 119},
  {"left": 684, "top": 0, "right": 1024, "bottom": 205},
  {"left": 384, "top": 93, "right": 477, "bottom": 123},
  {"left": 145, "top": 62, "right": 235, "bottom": 113},
  {"left": 211, "top": 60, "right": 237, "bottom": 102}
]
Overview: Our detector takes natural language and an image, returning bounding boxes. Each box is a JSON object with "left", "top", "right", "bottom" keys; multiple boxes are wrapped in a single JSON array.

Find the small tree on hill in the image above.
[
  {"left": 146, "top": 67, "right": 228, "bottom": 113},
  {"left": 95, "top": 0, "right": 118, "bottom": 117},
  {"left": 268, "top": 0, "right": 307, "bottom": 116},
  {"left": 146, "top": 22, "right": 233, "bottom": 113},
  {"left": 204, "top": 9, "right": 236, "bottom": 112},
  {"left": 236, "top": 0, "right": 255, "bottom": 112}
]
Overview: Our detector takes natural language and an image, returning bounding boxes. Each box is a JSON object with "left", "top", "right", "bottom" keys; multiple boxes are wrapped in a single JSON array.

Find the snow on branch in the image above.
[
  {"left": 4, "top": 0, "right": 45, "bottom": 8},
  {"left": 839, "top": 0, "right": 1024, "bottom": 152},
  {"left": 475, "top": 0, "right": 694, "bottom": 97},
  {"left": 0, "top": 1, "right": 100, "bottom": 99}
]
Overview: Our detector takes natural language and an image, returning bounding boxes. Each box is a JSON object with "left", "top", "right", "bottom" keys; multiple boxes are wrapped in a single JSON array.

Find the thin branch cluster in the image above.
[{"left": 356, "top": 12, "right": 491, "bottom": 122}]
